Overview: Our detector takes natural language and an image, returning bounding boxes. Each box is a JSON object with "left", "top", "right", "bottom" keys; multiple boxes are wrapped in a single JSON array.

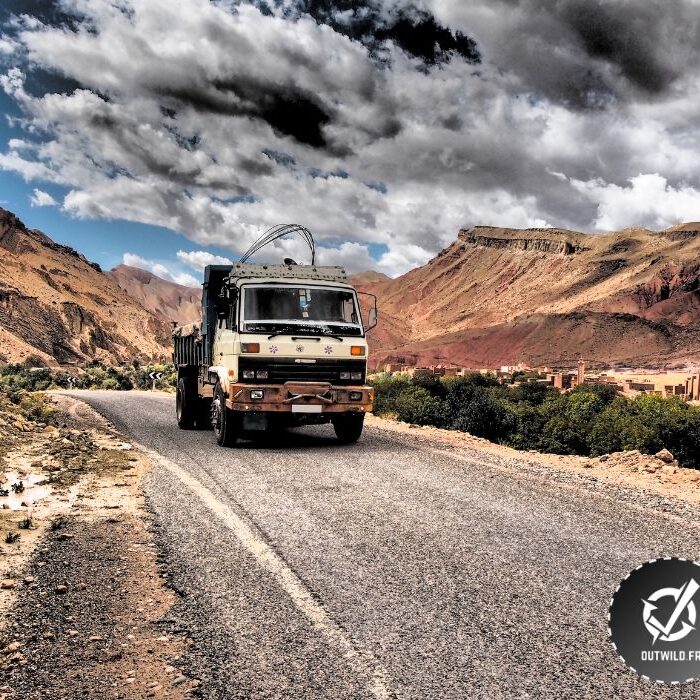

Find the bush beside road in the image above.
[
  {"left": 372, "top": 373, "right": 700, "bottom": 468},
  {"left": 0, "top": 363, "right": 177, "bottom": 396}
]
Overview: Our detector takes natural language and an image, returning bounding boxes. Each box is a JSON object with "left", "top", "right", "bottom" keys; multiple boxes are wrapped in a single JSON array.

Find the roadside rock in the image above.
[{"left": 655, "top": 448, "right": 674, "bottom": 463}]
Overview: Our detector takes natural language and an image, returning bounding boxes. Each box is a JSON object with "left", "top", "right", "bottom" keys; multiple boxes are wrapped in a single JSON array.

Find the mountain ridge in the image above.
[
  {"left": 2, "top": 205, "right": 700, "bottom": 369},
  {"left": 353, "top": 222, "right": 700, "bottom": 369},
  {"left": 0, "top": 208, "right": 171, "bottom": 366},
  {"left": 107, "top": 264, "right": 200, "bottom": 325}
]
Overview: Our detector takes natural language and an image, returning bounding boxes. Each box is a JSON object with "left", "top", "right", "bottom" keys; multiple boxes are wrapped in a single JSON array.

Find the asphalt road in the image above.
[{"left": 70, "top": 391, "right": 700, "bottom": 699}]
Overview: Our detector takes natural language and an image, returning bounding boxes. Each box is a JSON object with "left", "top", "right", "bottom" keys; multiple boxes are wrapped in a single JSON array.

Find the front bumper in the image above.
[{"left": 227, "top": 381, "right": 374, "bottom": 413}]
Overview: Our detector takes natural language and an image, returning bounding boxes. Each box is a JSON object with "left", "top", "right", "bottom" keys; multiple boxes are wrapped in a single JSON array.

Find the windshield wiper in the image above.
[{"left": 267, "top": 332, "right": 344, "bottom": 341}]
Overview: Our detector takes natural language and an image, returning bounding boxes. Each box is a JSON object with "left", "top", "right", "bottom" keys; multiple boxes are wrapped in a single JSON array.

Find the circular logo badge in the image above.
[{"left": 609, "top": 558, "right": 700, "bottom": 684}]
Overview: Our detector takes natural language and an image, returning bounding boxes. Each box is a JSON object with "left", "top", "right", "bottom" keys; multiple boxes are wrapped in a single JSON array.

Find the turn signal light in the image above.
[
  {"left": 242, "top": 343, "right": 260, "bottom": 353},
  {"left": 350, "top": 346, "right": 365, "bottom": 356}
]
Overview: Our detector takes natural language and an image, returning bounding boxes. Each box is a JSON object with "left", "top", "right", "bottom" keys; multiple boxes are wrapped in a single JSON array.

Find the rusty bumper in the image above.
[{"left": 227, "top": 381, "right": 374, "bottom": 413}]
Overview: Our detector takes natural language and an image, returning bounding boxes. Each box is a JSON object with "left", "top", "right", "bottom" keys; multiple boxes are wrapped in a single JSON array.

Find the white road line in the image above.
[{"left": 141, "top": 446, "right": 399, "bottom": 700}]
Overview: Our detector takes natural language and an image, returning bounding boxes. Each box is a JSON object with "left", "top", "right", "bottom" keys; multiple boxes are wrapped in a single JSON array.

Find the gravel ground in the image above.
[
  {"left": 68, "top": 390, "right": 700, "bottom": 699},
  {"left": 0, "top": 394, "right": 199, "bottom": 700},
  {"left": 0, "top": 515, "right": 196, "bottom": 700}
]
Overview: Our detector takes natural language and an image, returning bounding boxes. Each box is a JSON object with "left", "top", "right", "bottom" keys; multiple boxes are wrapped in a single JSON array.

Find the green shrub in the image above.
[
  {"left": 370, "top": 374, "right": 700, "bottom": 468},
  {"left": 450, "top": 387, "right": 515, "bottom": 442},
  {"left": 18, "top": 393, "right": 59, "bottom": 425},
  {"left": 0, "top": 361, "right": 178, "bottom": 396},
  {"left": 394, "top": 386, "right": 448, "bottom": 426},
  {"left": 372, "top": 375, "right": 410, "bottom": 415}
]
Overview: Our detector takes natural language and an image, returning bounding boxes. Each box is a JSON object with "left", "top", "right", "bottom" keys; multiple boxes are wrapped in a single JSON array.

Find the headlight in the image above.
[
  {"left": 351, "top": 372, "right": 363, "bottom": 380},
  {"left": 339, "top": 372, "right": 351, "bottom": 380},
  {"left": 242, "top": 370, "right": 255, "bottom": 379},
  {"left": 250, "top": 390, "right": 264, "bottom": 400},
  {"left": 256, "top": 370, "right": 269, "bottom": 379},
  {"left": 349, "top": 391, "right": 362, "bottom": 401}
]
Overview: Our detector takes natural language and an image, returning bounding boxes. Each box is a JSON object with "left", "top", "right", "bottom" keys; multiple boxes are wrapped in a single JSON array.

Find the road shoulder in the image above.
[
  {"left": 366, "top": 414, "right": 700, "bottom": 509},
  {"left": 0, "top": 393, "right": 199, "bottom": 699}
]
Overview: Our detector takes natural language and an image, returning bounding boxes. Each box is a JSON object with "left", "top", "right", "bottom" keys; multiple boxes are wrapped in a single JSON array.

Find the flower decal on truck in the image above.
[
  {"left": 324, "top": 345, "right": 333, "bottom": 354},
  {"left": 269, "top": 345, "right": 278, "bottom": 354}
]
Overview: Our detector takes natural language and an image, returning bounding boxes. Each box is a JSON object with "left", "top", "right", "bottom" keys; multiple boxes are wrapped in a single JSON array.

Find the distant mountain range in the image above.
[
  {"left": 352, "top": 224, "right": 700, "bottom": 369},
  {"left": 107, "top": 265, "right": 200, "bottom": 326},
  {"left": 2, "top": 206, "right": 700, "bottom": 368}
]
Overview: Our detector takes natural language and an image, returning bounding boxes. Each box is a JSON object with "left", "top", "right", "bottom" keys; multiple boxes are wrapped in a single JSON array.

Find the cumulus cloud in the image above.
[
  {"left": 122, "top": 252, "right": 199, "bottom": 287},
  {"left": 0, "top": 36, "right": 18, "bottom": 55},
  {"left": 122, "top": 252, "right": 150, "bottom": 268},
  {"left": 29, "top": 188, "right": 56, "bottom": 207},
  {"left": 432, "top": 0, "right": 700, "bottom": 106},
  {"left": 571, "top": 174, "right": 700, "bottom": 231},
  {"left": 177, "top": 250, "right": 233, "bottom": 271},
  {"left": 1, "top": 0, "right": 700, "bottom": 276}
]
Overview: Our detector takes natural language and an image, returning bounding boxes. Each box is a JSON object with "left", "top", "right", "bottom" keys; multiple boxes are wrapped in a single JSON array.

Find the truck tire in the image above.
[
  {"left": 176, "top": 377, "right": 197, "bottom": 430},
  {"left": 332, "top": 413, "right": 365, "bottom": 444},
  {"left": 213, "top": 383, "right": 239, "bottom": 447}
]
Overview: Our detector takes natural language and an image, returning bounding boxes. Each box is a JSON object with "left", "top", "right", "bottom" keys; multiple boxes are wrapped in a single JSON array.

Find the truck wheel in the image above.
[
  {"left": 213, "top": 383, "right": 239, "bottom": 447},
  {"left": 332, "top": 414, "right": 365, "bottom": 444},
  {"left": 176, "top": 377, "right": 197, "bottom": 429}
]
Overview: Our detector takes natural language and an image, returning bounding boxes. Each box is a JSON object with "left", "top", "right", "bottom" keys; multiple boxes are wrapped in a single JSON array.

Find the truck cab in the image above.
[{"left": 173, "top": 260, "right": 376, "bottom": 447}]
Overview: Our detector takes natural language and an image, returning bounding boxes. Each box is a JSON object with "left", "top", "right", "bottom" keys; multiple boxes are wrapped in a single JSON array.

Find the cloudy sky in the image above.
[{"left": 1, "top": 0, "right": 700, "bottom": 282}]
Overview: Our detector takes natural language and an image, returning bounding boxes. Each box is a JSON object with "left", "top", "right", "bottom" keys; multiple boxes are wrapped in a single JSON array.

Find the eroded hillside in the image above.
[
  {"left": 0, "top": 209, "right": 171, "bottom": 365},
  {"left": 354, "top": 224, "right": 700, "bottom": 368},
  {"left": 108, "top": 265, "right": 200, "bottom": 325}
]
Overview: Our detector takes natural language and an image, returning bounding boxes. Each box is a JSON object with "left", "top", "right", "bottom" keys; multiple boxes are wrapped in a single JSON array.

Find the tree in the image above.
[{"left": 538, "top": 389, "right": 608, "bottom": 455}]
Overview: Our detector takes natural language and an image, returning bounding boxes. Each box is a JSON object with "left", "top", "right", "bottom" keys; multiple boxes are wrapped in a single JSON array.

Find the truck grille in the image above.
[{"left": 238, "top": 357, "right": 366, "bottom": 385}]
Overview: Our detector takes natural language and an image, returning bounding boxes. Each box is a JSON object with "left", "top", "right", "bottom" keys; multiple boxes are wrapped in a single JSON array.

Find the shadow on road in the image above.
[{"left": 186, "top": 422, "right": 390, "bottom": 452}]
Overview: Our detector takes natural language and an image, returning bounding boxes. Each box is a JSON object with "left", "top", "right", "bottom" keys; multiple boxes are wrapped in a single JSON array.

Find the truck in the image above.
[{"left": 172, "top": 225, "right": 377, "bottom": 447}]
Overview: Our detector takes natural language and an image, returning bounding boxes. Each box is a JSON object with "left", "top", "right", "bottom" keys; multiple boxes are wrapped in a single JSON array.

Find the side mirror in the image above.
[
  {"left": 215, "top": 297, "right": 228, "bottom": 320},
  {"left": 368, "top": 307, "right": 377, "bottom": 329},
  {"left": 357, "top": 291, "right": 378, "bottom": 332}
]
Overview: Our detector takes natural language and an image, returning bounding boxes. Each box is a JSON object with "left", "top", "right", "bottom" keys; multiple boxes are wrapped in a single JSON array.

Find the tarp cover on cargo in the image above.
[{"left": 172, "top": 322, "right": 201, "bottom": 339}]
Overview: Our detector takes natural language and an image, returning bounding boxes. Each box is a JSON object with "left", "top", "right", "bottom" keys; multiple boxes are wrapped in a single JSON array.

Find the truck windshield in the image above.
[{"left": 241, "top": 285, "right": 363, "bottom": 337}]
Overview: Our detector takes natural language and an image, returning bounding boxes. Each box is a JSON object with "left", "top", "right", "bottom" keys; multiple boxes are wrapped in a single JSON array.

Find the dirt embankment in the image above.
[{"left": 0, "top": 393, "right": 199, "bottom": 699}]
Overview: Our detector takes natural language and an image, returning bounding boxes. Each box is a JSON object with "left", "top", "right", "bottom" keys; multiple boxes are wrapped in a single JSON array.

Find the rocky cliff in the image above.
[
  {"left": 0, "top": 208, "right": 171, "bottom": 366},
  {"left": 354, "top": 223, "right": 700, "bottom": 369},
  {"left": 458, "top": 226, "right": 587, "bottom": 255}
]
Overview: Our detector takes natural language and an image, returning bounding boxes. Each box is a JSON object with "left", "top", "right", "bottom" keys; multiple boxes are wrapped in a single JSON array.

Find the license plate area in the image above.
[{"left": 291, "top": 405, "right": 323, "bottom": 413}]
